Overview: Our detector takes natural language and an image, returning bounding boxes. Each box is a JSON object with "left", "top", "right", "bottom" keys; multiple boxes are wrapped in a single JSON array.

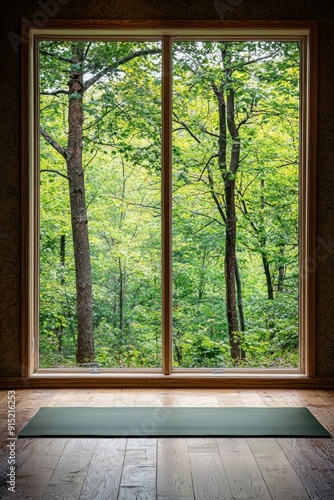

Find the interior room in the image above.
[{"left": 0, "top": 0, "right": 333, "bottom": 498}]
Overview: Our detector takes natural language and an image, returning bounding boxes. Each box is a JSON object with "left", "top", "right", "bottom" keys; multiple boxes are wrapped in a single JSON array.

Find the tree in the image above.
[
  {"left": 172, "top": 41, "right": 299, "bottom": 364},
  {"left": 39, "top": 41, "right": 160, "bottom": 363}
]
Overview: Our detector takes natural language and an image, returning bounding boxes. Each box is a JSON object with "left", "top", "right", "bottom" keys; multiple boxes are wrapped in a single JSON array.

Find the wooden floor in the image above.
[{"left": 0, "top": 389, "right": 333, "bottom": 499}]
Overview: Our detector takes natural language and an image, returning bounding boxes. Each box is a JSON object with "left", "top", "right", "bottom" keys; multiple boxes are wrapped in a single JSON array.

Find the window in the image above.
[{"left": 22, "top": 21, "right": 317, "bottom": 381}]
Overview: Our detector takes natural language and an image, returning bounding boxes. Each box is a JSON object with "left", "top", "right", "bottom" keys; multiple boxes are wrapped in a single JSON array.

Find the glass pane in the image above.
[
  {"left": 172, "top": 41, "right": 300, "bottom": 368},
  {"left": 39, "top": 41, "right": 162, "bottom": 368}
]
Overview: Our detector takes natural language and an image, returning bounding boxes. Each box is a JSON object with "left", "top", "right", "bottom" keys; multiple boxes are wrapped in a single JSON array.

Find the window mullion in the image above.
[{"left": 161, "top": 36, "right": 173, "bottom": 375}]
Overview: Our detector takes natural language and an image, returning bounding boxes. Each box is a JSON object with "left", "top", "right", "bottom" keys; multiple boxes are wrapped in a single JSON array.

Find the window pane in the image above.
[
  {"left": 39, "top": 41, "right": 162, "bottom": 368},
  {"left": 172, "top": 41, "right": 300, "bottom": 368}
]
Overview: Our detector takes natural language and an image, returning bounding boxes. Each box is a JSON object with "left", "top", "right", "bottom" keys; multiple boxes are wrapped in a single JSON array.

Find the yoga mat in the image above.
[{"left": 18, "top": 407, "right": 331, "bottom": 438}]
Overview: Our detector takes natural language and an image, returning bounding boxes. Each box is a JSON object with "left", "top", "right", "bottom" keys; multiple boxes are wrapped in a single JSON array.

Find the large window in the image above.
[{"left": 22, "top": 21, "right": 317, "bottom": 379}]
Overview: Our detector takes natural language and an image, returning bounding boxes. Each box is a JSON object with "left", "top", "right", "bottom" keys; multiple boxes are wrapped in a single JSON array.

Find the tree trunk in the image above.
[
  {"left": 67, "top": 57, "right": 94, "bottom": 364},
  {"left": 55, "top": 234, "right": 66, "bottom": 353},
  {"left": 224, "top": 177, "right": 241, "bottom": 362},
  {"left": 277, "top": 245, "right": 285, "bottom": 292},
  {"left": 261, "top": 252, "right": 274, "bottom": 300},
  {"left": 60, "top": 234, "right": 65, "bottom": 285},
  {"left": 225, "top": 77, "right": 242, "bottom": 364},
  {"left": 259, "top": 179, "right": 274, "bottom": 300},
  {"left": 198, "top": 247, "right": 207, "bottom": 301},
  {"left": 211, "top": 50, "right": 244, "bottom": 364},
  {"left": 112, "top": 273, "right": 119, "bottom": 328},
  {"left": 119, "top": 257, "right": 124, "bottom": 334},
  {"left": 173, "top": 331, "right": 183, "bottom": 365},
  {"left": 235, "top": 258, "right": 245, "bottom": 333}
]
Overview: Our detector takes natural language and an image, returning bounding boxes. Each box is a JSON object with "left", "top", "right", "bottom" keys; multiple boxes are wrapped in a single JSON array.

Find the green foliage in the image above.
[
  {"left": 39, "top": 40, "right": 300, "bottom": 370},
  {"left": 174, "top": 332, "right": 229, "bottom": 368}
]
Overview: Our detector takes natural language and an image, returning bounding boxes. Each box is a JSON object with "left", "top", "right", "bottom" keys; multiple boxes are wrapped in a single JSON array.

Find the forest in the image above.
[{"left": 39, "top": 39, "right": 300, "bottom": 369}]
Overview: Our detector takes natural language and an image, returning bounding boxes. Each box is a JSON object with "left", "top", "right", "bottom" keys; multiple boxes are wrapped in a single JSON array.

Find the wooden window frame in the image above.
[{"left": 21, "top": 20, "right": 318, "bottom": 388}]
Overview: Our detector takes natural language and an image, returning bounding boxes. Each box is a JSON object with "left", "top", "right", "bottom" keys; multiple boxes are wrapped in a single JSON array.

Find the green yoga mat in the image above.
[{"left": 18, "top": 407, "right": 331, "bottom": 438}]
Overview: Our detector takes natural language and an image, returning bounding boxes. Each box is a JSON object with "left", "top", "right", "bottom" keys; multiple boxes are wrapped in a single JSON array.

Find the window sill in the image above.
[{"left": 1, "top": 372, "right": 333, "bottom": 389}]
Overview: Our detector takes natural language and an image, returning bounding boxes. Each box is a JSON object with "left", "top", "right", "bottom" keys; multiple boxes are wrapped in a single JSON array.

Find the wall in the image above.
[{"left": 0, "top": 0, "right": 333, "bottom": 378}]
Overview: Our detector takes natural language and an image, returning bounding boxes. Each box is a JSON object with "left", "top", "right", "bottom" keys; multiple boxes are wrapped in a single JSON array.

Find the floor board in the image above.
[
  {"left": 248, "top": 437, "right": 310, "bottom": 499},
  {"left": 157, "top": 438, "right": 193, "bottom": 497},
  {"left": 187, "top": 438, "right": 233, "bottom": 499},
  {"left": 79, "top": 439, "right": 126, "bottom": 500},
  {"left": 216, "top": 438, "right": 271, "bottom": 499},
  {"left": 119, "top": 438, "right": 157, "bottom": 499}
]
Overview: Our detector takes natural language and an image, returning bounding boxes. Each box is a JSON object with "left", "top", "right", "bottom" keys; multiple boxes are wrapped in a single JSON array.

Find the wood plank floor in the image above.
[{"left": 0, "top": 389, "right": 333, "bottom": 499}]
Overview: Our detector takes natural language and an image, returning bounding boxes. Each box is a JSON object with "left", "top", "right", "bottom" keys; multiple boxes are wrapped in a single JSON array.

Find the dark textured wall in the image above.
[{"left": 0, "top": 0, "right": 333, "bottom": 378}]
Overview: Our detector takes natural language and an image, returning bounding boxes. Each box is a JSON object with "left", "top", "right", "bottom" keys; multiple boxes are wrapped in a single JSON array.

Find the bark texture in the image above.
[{"left": 67, "top": 60, "right": 94, "bottom": 364}]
